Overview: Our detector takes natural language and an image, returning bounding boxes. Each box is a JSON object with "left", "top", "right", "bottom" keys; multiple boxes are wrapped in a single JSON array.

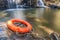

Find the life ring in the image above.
[{"left": 7, "top": 19, "right": 32, "bottom": 34}]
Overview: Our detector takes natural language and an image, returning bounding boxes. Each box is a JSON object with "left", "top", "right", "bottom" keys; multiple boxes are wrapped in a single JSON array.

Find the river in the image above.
[{"left": 0, "top": 8, "right": 60, "bottom": 40}]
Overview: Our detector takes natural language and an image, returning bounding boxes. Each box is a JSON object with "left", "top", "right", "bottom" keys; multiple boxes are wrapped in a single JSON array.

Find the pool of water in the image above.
[{"left": 0, "top": 8, "right": 60, "bottom": 40}]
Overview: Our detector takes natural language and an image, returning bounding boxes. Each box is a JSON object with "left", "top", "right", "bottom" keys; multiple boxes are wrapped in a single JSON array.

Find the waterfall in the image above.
[
  {"left": 37, "top": 0, "right": 45, "bottom": 7},
  {"left": 15, "top": 0, "right": 21, "bottom": 8},
  {"left": 7, "top": 0, "right": 22, "bottom": 9},
  {"left": 7, "top": 0, "right": 15, "bottom": 8},
  {"left": 7, "top": 0, "right": 46, "bottom": 8}
]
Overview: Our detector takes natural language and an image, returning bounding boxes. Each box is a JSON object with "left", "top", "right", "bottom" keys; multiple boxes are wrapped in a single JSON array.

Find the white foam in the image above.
[{"left": 5, "top": 8, "right": 26, "bottom": 11}]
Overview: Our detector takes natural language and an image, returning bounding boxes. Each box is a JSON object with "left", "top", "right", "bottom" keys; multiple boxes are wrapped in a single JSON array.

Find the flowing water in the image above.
[
  {"left": 37, "top": 0, "right": 45, "bottom": 7},
  {"left": 7, "top": 0, "right": 22, "bottom": 8},
  {"left": 7, "top": 0, "right": 45, "bottom": 8},
  {"left": 0, "top": 8, "right": 60, "bottom": 40}
]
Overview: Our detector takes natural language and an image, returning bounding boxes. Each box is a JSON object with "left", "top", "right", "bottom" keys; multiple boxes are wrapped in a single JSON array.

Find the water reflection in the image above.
[
  {"left": 0, "top": 8, "right": 60, "bottom": 40},
  {"left": 10, "top": 10, "right": 26, "bottom": 20},
  {"left": 52, "top": 10, "right": 60, "bottom": 34},
  {"left": 35, "top": 8, "right": 44, "bottom": 18}
]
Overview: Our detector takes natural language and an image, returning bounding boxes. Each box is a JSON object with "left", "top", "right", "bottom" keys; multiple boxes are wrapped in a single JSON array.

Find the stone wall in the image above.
[
  {"left": 0, "top": 0, "right": 37, "bottom": 9},
  {"left": 0, "top": 0, "right": 8, "bottom": 9},
  {"left": 22, "top": 0, "right": 37, "bottom": 7}
]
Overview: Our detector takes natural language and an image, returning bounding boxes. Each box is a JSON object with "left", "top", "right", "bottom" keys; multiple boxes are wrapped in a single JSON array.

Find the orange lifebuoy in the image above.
[{"left": 7, "top": 19, "right": 32, "bottom": 34}]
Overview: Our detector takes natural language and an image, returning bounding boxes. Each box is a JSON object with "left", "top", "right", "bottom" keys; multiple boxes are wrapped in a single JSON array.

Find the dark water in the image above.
[{"left": 0, "top": 8, "right": 60, "bottom": 40}]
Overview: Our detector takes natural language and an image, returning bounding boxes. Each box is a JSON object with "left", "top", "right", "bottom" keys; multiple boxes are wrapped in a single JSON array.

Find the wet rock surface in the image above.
[{"left": 0, "top": 0, "right": 8, "bottom": 9}]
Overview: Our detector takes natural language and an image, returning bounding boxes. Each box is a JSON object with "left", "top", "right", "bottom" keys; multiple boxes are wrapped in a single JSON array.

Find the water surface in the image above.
[{"left": 0, "top": 8, "right": 60, "bottom": 40}]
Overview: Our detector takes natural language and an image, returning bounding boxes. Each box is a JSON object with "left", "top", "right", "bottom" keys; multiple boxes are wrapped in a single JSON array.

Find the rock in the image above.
[{"left": 0, "top": 0, "right": 8, "bottom": 9}]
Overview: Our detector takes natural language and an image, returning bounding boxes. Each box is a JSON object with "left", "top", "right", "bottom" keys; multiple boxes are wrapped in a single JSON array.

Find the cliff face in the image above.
[
  {"left": 0, "top": 0, "right": 8, "bottom": 9},
  {"left": 0, "top": 0, "right": 37, "bottom": 9},
  {"left": 22, "top": 0, "right": 37, "bottom": 7},
  {"left": 31, "top": 0, "right": 37, "bottom": 7}
]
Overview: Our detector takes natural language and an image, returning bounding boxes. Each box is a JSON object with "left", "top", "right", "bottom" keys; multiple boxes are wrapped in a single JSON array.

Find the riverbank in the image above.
[{"left": 45, "top": 0, "right": 60, "bottom": 8}]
